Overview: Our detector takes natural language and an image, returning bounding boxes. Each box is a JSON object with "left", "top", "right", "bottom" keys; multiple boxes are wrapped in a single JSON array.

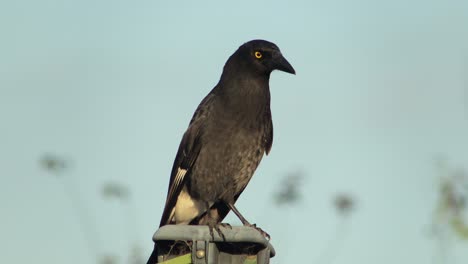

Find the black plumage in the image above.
[{"left": 153, "top": 39, "right": 294, "bottom": 251}]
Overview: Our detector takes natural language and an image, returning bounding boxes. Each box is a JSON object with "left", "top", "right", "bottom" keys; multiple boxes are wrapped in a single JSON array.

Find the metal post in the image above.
[{"left": 150, "top": 225, "right": 275, "bottom": 264}]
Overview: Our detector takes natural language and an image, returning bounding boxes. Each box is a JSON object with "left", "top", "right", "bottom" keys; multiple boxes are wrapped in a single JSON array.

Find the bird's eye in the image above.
[{"left": 254, "top": 51, "right": 262, "bottom": 59}]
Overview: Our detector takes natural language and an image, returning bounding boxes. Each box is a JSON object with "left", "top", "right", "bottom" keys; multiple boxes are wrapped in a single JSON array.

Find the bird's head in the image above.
[{"left": 225, "top": 40, "right": 296, "bottom": 77}]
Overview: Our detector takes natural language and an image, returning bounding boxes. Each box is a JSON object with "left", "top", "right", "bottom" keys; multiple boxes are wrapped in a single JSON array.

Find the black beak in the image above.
[{"left": 273, "top": 51, "right": 295, "bottom": 74}]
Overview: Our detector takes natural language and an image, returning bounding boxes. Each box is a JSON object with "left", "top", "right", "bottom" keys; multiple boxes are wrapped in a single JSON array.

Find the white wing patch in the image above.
[
  {"left": 166, "top": 167, "right": 212, "bottom": 224},
  {"left": 173, "top": 186, "right": 207, "bottom": 224}
]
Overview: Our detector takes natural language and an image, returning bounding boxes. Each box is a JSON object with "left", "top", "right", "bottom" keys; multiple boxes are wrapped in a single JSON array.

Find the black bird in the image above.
[{"left": 154, "top": 39, "right": 294, "bottom": 247}]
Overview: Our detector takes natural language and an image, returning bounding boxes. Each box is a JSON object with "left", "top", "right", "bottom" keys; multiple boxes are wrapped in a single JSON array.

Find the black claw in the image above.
[
  {"left": 219, "top": 222, "right": 232, "bottom": 229},
  {"left": 208, "top": 226, "right": 215, "bottom": 240},
  {"left": 215, "top": 225, "right": 226, "bottom": 241},
  {"left": 247, "top": 223, "right": 270, "bottom": 240},
  {"left": 208, "top": 224, "right": 227, "bottom": 241}
]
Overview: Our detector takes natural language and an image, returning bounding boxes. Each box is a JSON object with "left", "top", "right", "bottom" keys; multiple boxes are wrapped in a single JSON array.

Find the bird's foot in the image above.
[
  {"left": 219, "top": 222, "right": 232, "bottom": 229},
  {"left": 245, "top": 223, "right": 270, "bottom": 240},
  {"left": 208, "top": 223, "right": 226, "bottom": 241}
]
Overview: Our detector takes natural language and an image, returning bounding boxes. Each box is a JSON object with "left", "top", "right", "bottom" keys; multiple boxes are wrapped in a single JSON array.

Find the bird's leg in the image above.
[
  {"left": 226, "top": 202, "right": 251, "bottom": 225},
  {"left": 207, "top": 221, "right": 226, "bottom": 241},
  {"left": 203, "top": 204, "right": 227, "bottom": 241},
  {"left": 226, "top": 203, "right": 270, "bottom": 240}
]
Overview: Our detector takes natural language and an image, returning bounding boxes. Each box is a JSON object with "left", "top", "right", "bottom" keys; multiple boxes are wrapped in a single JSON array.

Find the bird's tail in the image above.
[{"left": 146, "top": 244, "right": 158, "bottom": 264}]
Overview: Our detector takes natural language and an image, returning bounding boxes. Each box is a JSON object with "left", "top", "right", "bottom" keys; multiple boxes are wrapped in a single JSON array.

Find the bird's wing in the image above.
[
  {"left": 159, "top": 93, "right": 215, "bottom": 227},
  {"left": 195, "top": 105, "right": 274, "bottom": 225},
  {"left": 264, "top": 108, "right": 273, "bottom": 155}
]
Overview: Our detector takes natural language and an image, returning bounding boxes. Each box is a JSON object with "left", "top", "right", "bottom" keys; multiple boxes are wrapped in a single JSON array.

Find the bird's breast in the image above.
[{"left": 189, "top": 117, "right": 267, "bottom": 202}]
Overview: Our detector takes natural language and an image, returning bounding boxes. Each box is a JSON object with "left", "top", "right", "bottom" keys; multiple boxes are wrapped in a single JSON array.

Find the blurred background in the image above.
[{"left": 1, "top": 0, "right": 468, "bottom": 263}]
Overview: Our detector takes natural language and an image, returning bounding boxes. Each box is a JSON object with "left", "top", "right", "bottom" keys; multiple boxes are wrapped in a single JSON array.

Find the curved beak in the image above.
[{"left": 273, "top": 51, "right": 296, "bottom": 75}]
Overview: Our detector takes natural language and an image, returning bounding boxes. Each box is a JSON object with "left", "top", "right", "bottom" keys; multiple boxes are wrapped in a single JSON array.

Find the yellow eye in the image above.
[{"left": 254, "top": 51, "right": 262, "bottom": 59}]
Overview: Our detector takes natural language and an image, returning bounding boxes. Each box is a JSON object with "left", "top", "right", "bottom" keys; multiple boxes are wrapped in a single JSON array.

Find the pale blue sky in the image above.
[{"left": 1, "top": 0, "right": 468, "bottom": 263}]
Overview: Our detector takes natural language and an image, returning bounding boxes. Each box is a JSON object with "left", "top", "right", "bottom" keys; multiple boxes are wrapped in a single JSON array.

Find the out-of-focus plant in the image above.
[
  {"left": 273, "top": 171, "right": 304, "bottom": 206},
  {"left": 128, "top": 245, "right": 144, "bottom": 264},
  {"left": 102, "top": 182, "right": 143, "bottom": 264},
  {"left": 40, "top": 153, "right": 102, "bottom": 262},
  {"left": 430, "top": 158, "right": 468, "bottom": 264},
  {"left": 41, "top": 155, "right": 143, "bottom": 263},
  {"left": 313, "top": 193, "right": 356, "bottom": 264},
  {"left": 99, "top": 255, "right": 118, "bottom": 264},
  {"left": 40, "top": 154, "right": 69, "bottom": 174},
  {"left": 434, "top": 161, "right": 468, "bottom": 240},
  {"left": 334, "top": 193, "right": 355, "bottom": 218},
  {"left": 103, "top": 182, "right": 130, "bottom": 200}
]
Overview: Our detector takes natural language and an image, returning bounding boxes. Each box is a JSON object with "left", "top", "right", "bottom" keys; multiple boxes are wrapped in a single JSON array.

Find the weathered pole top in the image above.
[{"left": 151, "top": 225, "right": 275, "bottom": 264}]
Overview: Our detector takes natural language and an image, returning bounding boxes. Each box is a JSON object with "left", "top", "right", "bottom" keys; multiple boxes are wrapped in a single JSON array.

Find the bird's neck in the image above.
[{"left": 217, "top": 75, "right": 271, "bottom": 119}]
